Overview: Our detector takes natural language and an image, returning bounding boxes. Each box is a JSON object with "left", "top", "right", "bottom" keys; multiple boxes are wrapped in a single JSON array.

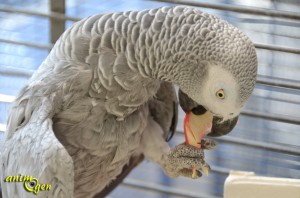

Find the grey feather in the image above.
[
  {"left": 148, "top": 82, "right": 178, "bottom": 141},
  {"left": 1, "top": 91, "right": 74, "bottom": 198}
]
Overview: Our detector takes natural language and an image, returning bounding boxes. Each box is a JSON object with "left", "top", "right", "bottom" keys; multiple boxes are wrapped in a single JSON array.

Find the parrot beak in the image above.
[{"left": 179, "top": 89, "right": 239, "bottom": 138}]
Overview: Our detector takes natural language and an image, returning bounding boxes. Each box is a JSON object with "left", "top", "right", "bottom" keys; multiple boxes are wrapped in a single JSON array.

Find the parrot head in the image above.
[
  {"left": 179, "top": 67, "right": 241, "bottom": 138},
  {"left": 178, "top": 21, "right": 257, "bottom": 138}
]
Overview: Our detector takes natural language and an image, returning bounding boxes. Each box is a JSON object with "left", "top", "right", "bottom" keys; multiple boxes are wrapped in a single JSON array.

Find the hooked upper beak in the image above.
[
  {"left": 208, "top": 116, "right": 238, "bottom": 137},
  {"left": 178, "top": 89, "right": 239, "bottom": 137}
]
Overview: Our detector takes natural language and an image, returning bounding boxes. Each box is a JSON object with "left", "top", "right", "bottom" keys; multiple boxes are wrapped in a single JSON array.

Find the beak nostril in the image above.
[{"left": 229, "top": 113, "right": 234, "bottom": 115}]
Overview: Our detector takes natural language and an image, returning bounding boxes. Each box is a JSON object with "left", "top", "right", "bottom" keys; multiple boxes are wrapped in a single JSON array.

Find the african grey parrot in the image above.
[{"left": 0, "top": 6, "right": 257, "bottom": 198}]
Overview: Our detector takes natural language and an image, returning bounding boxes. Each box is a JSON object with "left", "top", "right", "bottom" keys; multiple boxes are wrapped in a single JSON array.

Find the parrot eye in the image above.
[{"left": 216, "top": 89, "right": 225, "bottom": 99}]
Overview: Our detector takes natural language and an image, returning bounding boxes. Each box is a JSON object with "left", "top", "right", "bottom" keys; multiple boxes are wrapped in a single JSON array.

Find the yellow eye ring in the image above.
[{"left": 216, "top": 89, "right": 225, "bottom": 99}]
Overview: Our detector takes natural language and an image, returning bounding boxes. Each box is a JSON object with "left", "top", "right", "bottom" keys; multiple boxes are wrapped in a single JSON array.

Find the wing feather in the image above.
[
  {"left": 1, "top": 86, "right": 74, "bottom": 198},
  {"left": 148, "top": 82, "right": 178, "bottom": 141}
]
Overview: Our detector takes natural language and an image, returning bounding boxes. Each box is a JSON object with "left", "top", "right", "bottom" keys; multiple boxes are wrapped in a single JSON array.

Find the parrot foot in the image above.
[{"left": 163, "top": 142, "right": 214, "bottom": 179}]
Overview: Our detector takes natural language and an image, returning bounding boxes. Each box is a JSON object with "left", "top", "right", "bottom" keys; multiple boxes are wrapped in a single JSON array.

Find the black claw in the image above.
[{"left": 195, "top": 170, "right": 203, "bottom": 178}]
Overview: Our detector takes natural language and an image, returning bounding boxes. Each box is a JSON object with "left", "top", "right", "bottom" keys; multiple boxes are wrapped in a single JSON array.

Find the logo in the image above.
[{"left": 4, "top": 174, "right": 51, "bottom": 195}]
